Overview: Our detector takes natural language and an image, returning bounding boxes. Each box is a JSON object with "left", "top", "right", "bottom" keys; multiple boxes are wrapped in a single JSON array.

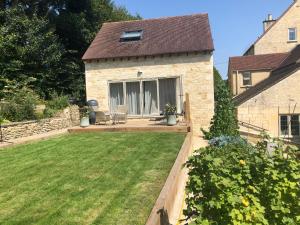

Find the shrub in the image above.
[
  {"left": 184, "top": 139, "right": 300, "bottom": 225},
  {"left": 43, "top": 94, "right": 69, "bottom": 118},
  {"left": 0, "top": 89, "right": 40, "bottom": 122},
  {"left": 202, "top": 80, "right": 239, "bottom": 140}
]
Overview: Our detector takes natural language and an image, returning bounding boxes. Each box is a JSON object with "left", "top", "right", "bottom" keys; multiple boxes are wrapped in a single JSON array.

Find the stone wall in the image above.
[
  {"left": 253, "top": 0, "right": 300, "bottom": 55},
  {"left": 85, "top": 52, "right": 214, "bottom": 135},
  {"left": 230, "top": 70, "right": 271, "bottom": 96},
  {"left": 237, "top": 69, "right": 300, "bottom": 137},
  {"left": 1, "top": 105, "right": 80, "bottom": 141}
]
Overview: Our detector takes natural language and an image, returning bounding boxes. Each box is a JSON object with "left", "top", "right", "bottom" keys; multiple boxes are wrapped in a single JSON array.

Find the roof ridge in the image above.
[{"left": 102, "top": 13, "right": 208, "bottom": 25}]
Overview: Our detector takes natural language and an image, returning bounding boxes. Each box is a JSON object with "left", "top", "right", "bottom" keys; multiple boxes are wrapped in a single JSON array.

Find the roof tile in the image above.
[{"left": 82, "top": 14, "right": 214, "bottom": 60}]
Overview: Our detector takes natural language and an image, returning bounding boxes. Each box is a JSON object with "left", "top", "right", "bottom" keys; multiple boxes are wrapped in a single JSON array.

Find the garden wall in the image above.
[{"left": 1, "top": 105, "right": 80, "bottom": 141}]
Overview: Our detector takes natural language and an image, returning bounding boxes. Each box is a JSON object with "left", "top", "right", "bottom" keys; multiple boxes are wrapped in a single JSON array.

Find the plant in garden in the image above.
[
  {"left": 202, "top": 80, "right": 239, "bottom": 139},
  {"left": 1, "top": 88, "right": 40, "bottom": 122},
  {"left": 43, "top": 93, "right": 70, "bottom": 118},
  {"left": 184, "top": 138, "right": 300, "bottom": 225},
  {"left": 164, "top": 103, "right": 177, "bottom": 115}
]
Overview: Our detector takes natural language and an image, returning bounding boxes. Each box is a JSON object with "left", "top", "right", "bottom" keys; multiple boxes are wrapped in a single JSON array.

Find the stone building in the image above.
[
  {"left": 82, "top": 14, "right": 215, "bottom": 135},
  {"left": 228, "top": 0, "right": 300, "bottom": 139}
]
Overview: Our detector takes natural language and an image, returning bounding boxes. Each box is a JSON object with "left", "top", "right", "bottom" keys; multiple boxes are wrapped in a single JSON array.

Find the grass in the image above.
[{"left": 0, "top": 132, "right": 186, "bottom": 225}]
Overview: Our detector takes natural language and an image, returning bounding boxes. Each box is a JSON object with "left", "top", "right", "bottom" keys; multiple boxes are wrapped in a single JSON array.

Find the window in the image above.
[
  {"left": 288, "top": 28, "right": 297, "bottom": 41},
  {"left": 120, "top": 30, "right": 143, "bottom": 42},
  {"left": 280, "top": 115, "right": 300, "bottom": 137},
  {"left": 242, "top": 72, "right": 252, "bottom": 86},
  {"left": 280, "top": 115, "right": 289, "bottom": 136}
]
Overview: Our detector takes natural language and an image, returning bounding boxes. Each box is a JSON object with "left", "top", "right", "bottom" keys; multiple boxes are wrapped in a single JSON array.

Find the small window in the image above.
[
  {"left": 288, "top": 28, "right": 297, "bottom": 41},
  {"left": 291, "top": 115, "right": 300, "bottom": 136},
  {"left": 242, "top": 72, "right": 252, "bottom": 86},
  {"left": 280, "top": 115, "right": 289, "bottom": 136},
  {"left": 120, "top": 30, "right": 143, "bottom": 42},
  {"left": 280, "top": 115, "right": 300, "bottom": 137}
]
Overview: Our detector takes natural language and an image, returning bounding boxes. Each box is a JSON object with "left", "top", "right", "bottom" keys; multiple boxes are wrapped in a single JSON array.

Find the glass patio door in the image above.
[
  {"left": 109, "top": 83, "right": 124, "bottom": 112},
  {"left": 126, "top": 82, "right": 141, "bottom": 115},
  {"left": 143, "top": 80, "right": 158, "bottom": 115},
  {"left": 159, "top": 78, "right": 177, "bottom": 114}
]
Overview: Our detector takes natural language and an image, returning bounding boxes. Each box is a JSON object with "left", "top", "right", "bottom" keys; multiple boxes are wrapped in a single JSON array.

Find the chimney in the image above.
[{"left": 263, "top": 14, "right": 276, "bottom": 32}]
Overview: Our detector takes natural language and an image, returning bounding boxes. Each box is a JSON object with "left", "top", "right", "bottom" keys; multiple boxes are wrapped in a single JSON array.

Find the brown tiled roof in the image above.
[
  {"left": 234, "top": 45, "right": 300, "bottom": 106},
  {"left": 82, "top": 14, "right": 214, "bottom": 60},
  {"left": 229, "top": 53, "right": 288, "bottom": 73}
]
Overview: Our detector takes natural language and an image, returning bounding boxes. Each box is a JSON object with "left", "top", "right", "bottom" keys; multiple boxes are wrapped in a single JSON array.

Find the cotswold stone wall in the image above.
[
  {"left": 85, "top": 53, "right": 214, "bottom": 135},
  {"left": 1, "top": 105, "right": 80, "bottom": 141},
  {"left": 237, "top": 69, "right": 300, "bottom": 137}
]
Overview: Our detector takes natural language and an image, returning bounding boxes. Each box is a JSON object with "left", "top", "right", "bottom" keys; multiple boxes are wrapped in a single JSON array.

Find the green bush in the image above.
[
  {"left": 0, "top": 89, "right": 40, "bottom": 122},
  {"left": 184, "top": 138, "right": 300, "bottom": 225},
  {"left": 43, "top": 94, "right": 69, "bottom": 118}
]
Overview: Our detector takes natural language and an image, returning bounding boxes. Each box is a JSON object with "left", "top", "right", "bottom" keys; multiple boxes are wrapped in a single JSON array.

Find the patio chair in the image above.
[
  {"left": 116, "top": 105, "right": 128, "bottom": 123},
  {"left": 95, "top": 111, "right": 110, "bottom": 125}
]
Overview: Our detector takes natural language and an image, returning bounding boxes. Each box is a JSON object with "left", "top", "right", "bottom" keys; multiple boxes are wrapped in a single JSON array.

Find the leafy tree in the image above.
[
  {"left": 203, "top": 74, "right": 239, "bottom": 139},
  {"left": 0, "top": 7, "right": 79, "bottom": 98},
  {"left": 1, "top": 0, "right": 140, "bottom": 101}
]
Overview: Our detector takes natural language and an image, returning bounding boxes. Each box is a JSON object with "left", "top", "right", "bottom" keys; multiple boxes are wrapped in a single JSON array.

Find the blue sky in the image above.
[{"left": 113, "top": 0, "right": 292, "bottom": 78}]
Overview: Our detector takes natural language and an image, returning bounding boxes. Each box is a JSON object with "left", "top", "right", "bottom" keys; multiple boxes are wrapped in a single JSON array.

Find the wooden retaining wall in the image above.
[{"left": 145, "top": 132, "right": 193, "bottom": 225}]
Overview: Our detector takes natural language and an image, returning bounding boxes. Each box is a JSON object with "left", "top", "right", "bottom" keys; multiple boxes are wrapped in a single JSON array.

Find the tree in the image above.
[
  {"left": 203, "top": 74, "right": 239, "bottom": 139},
  {"left": 0, "top": 7, "right": 79, "bottom": 98},
  {"left": 1, "top": 0, "right": 140, "bottom": 101},
  {"left": 213, "top": 67, "right": 223, "bottom": 100}
]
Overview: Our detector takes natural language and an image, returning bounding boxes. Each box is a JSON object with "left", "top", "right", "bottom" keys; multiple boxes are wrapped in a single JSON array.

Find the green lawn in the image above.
[{"left": 0, "top": 132, "right": 185, "bottom": 225}]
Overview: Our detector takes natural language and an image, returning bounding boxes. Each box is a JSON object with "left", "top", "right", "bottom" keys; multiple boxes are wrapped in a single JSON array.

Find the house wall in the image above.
[
  {"left": 237, "top": 69, "right": 300, "bottom": 137},
  {"left": 254, "top": 0, "right": 300, "bottom": 55},
  {"left": 230, "top": 70, "right": 271, "bottom": 96},
  {"left": 84, "top": 53, "right": 214, "bottom": 135}
]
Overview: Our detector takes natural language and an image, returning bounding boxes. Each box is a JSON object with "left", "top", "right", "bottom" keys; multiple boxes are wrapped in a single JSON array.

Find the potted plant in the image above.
[
  {"left": 80, "top": 106, "right": 90, "bottom": 128},
  {"left": 165, "top": 103, "right": 177, "bottom": 126}
]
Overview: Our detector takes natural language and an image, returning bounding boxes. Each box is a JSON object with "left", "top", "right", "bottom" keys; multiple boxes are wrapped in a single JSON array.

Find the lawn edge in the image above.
[{"left": 145, "top": 132, "right": 193, "bottom": 225}]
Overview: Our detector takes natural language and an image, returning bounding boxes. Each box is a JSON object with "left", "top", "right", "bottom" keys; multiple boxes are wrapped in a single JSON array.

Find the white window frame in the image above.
[
  {"left": 279, "top": 114, "right": 300, "bottom": 137},
  {"left": 107, "top": 76, "right": 183, "bottom": 117},
  {"left": 242, "top": 71, "right": 252, "bottom": 87},
  {"left": 288, "top": 28, "right": 297, "bottom": 42}
]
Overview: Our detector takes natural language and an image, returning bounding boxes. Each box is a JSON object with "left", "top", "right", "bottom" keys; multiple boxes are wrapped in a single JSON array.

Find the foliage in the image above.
[
  {"left": 184, "top": 138, "right": 300, "bottom": 225},
  {"left": 0, "top": 88, "right": 40, "bottom": 122},
  {"left": 213, "top": 67, "right": 223, "bottom": 100},
  {"left": 0, "top": 1, "right": 140, "bottom": 101},
  {"left": 79, "top": 106, "right": 91, "bottom": 118},
  {"left": 164, "top": 103, "right": 177, "bottom": 115},
  {"left": 0, "top": 7, "right": 79, "bottom": 99},
  {"left": 209, "top": 135, "right": 247, "bottom": 147},
  {"left": 43, "top": 94, "right": 69, "bottom": 118},
  {"left": 202, "top": 78, "right": 239, "bottom": 139}
]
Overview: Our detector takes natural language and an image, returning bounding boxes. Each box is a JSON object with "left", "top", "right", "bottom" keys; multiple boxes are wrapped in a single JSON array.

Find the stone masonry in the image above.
[
  {"left": 85, "top": 53, "right": 215, "bottom": 135},
  {"left": 237, "top": 69, "right": 300, "bottom": 137},
  {"left": 1, "top": 105, "right": 80, "bottom": 141}
]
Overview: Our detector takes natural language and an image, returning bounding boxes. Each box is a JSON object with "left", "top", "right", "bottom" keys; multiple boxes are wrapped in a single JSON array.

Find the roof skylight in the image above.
[{"left": 120, "top": 30, "right": 143, "bottom": 42}]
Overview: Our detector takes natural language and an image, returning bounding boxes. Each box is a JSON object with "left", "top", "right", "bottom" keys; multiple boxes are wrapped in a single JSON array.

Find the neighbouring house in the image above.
[
  {"left": 228, "top": 0, "right": 300, "bottom": 140},
  {"left": 82, "top": 14, "right": 215, "bottom": 135}
]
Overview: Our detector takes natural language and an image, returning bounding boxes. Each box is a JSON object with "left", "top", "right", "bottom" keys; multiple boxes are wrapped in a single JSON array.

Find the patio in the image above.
[{"left": 68, "top": 118, "right": 190, "bottom": 133}]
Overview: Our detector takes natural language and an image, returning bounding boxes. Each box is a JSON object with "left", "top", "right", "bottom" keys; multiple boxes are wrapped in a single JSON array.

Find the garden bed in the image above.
[{"left": 0, "top": 132, "right": 185, "bottom": 225}]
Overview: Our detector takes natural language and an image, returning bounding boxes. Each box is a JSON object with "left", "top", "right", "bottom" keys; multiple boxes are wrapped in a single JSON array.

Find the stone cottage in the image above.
[
  {"left": 82, "top": 14, "right": 215, "bottom": 134},
  {"left": 228, "top": 0, "right": 300, "bottom": 139}
]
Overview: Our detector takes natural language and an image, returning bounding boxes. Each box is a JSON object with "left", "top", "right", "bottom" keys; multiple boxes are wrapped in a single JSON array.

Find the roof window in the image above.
[{"left": 120, "top": 30, "right": 143, "bottom": 42}]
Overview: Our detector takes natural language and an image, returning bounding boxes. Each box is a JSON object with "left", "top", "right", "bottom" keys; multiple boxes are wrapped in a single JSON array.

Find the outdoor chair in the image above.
[
  {"left": 95, "top": 111, "right": 110, "bottom": 125},
  {"left": 116, "top": 105, "right": 128, "bottom": 123}
]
